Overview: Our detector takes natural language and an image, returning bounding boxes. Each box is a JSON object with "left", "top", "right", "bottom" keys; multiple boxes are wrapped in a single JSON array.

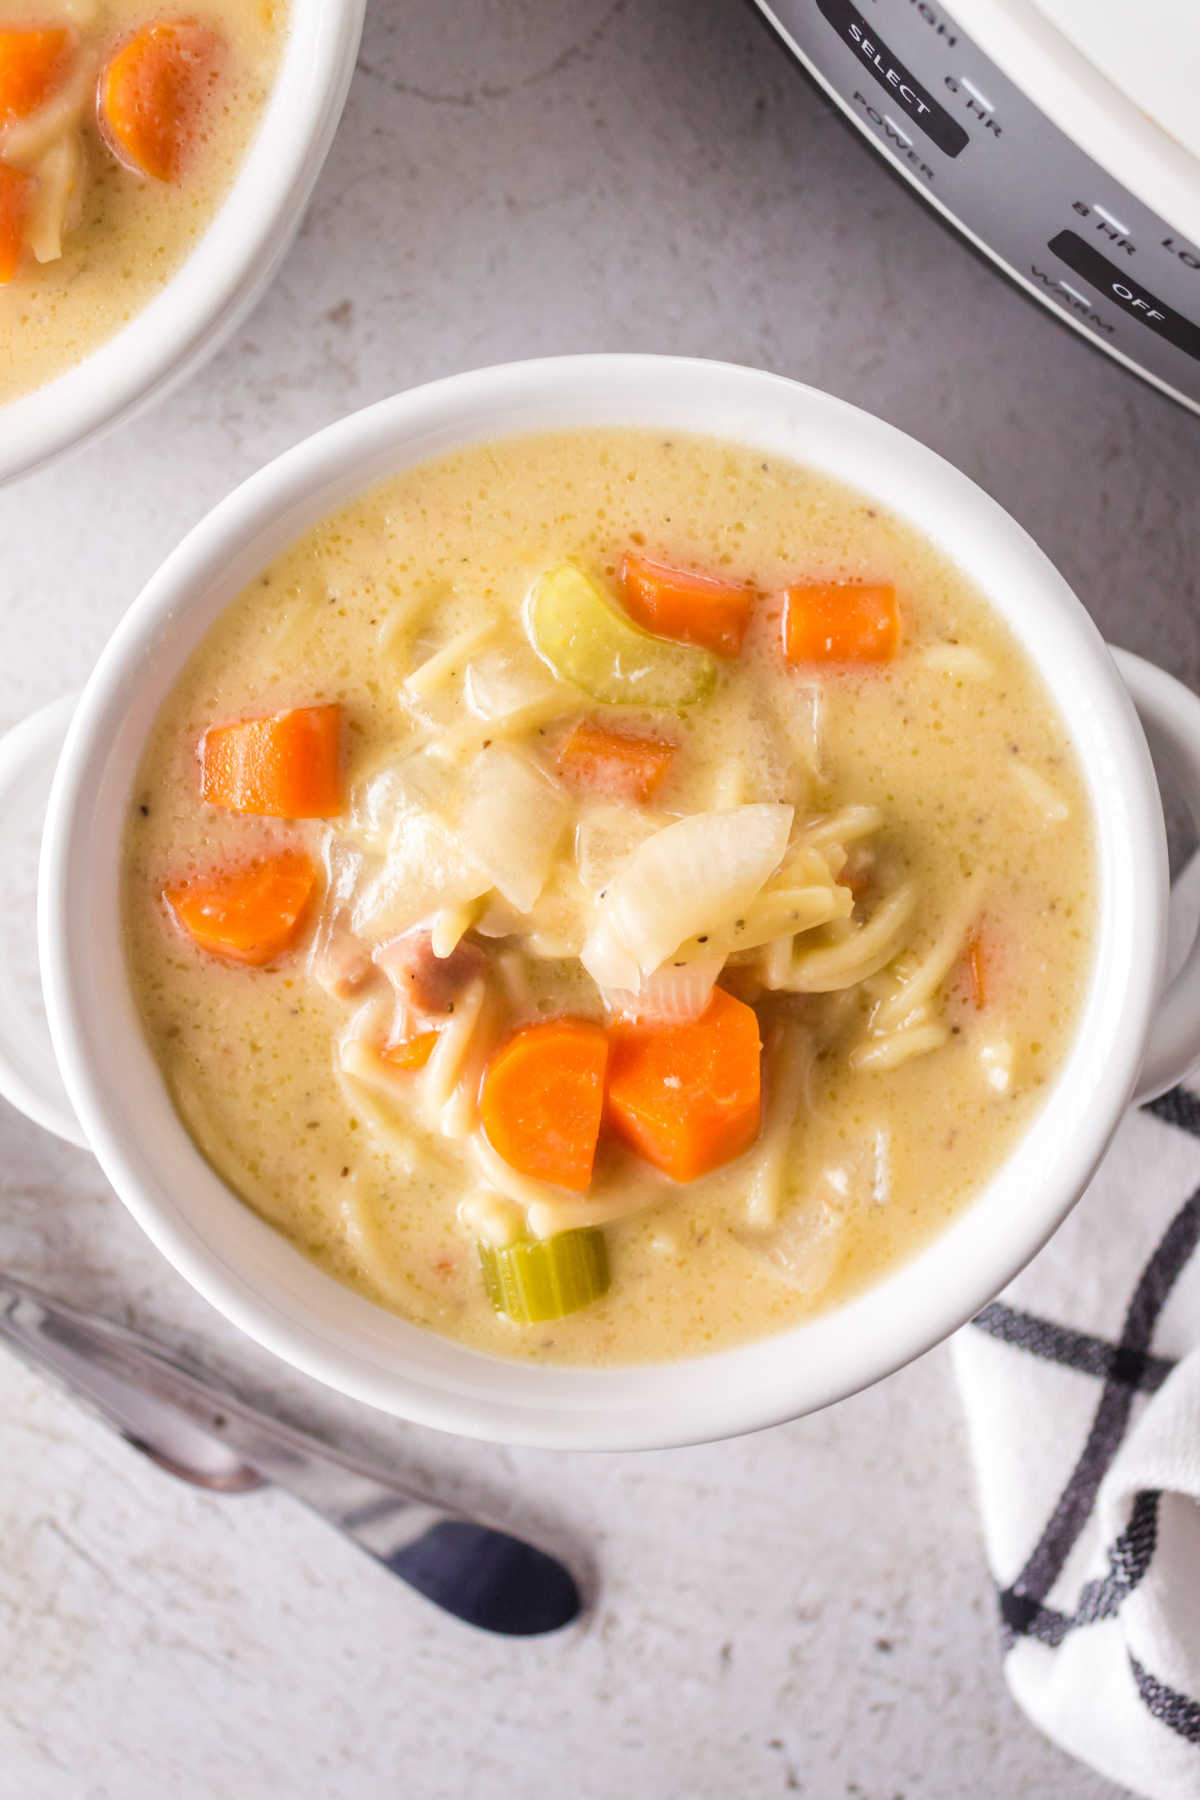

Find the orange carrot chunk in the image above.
[
  {"left": 200, "top": 704, "right": 343, "bottom": 819},
  {"left": 605, "top": 987, "right": 762, "bottom": 1183},
  {"left": 619, "top": 551, "right": 754, "bottom": 658},
  {"left": 0, "top": 161, "right": 34, "bottom": 284},
  {"left": 0, "top": 27, "right": 74, "bottom": 127},
  {"left": 480, "top": 1019, "right": 609, "bottom": 1193},
  {"left": 380, "top": 1030, "right": 440, "bottom": 1072},
  {"left": 781, "top": 582, "right": 900, "bottom": 664},
  {"left": 164, "top": 850, "right": 316, "bottom": 966},
  {"left": 98, "top": 19, "right": 226, "bottom": 183},
  {"left": 556, "top": 719, "right": 676, "bottom": 804}
]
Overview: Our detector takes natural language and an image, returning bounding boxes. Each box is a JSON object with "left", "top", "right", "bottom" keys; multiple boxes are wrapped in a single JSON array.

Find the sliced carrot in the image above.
[
  {"left": 0, "top": 161, "right": 34, "bottom": 284},
  {"left": 964, "top": 927, "right": 988, "bottom": 1010},
  {"left": 605, "top": 987, "right": 762, "bottom": 1183},
  {"left": 98, "top": 19, "right": 226, "bottom": 183},
  {"left": 0, "top": 27, "right": 73, "bottom": 127},
  {"left": 619, "top": 551, "right": 754, "bottom": 658},
  {"left": 164, "top": 850, "right": 316, "bottom": 966},
  {"left": 480, "top": 1019, "right": 609, "bottom": 1193},
  {"left": 555, "top": 719, "right": 676, "bottom": 804},
  {"left": 200, "top": 704, "right": 343, "bottom": 819},
  {"left": 380, "top": 1030, "right": 439, "bottom": 1072},
  {"left": 781, "top": 582, "right": 900, "bottom": 664}
]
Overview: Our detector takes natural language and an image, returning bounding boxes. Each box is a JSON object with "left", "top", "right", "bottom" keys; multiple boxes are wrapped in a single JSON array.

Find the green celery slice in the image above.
[
  {"left": 526, "top": 564, "right": 718, "bottom": 709},
  {"left": 478, "top": 1227, "right": 610, "bottom": 1324}
]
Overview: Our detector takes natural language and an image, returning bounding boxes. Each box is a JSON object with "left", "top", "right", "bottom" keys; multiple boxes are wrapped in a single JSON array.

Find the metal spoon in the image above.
[{"left": 0, "top": 1273, "right": 583, "bottom": 1636}]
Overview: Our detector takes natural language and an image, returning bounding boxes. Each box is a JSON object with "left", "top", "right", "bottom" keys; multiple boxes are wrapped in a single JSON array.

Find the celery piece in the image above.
[
  {"left": 479, "top": 1227, "right": 610, "bottom": 1323},
  {"left": 526, "top": 564, "right": 718, "bottom": 709}
]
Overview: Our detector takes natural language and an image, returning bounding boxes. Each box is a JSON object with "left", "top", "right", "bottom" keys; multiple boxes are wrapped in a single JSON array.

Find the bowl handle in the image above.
[
  {"left": 0, "top": 695, "right": 87, "bottom": 1147},
  {"left": 1111, "top": 649, "right": 1200, "bottom": 1103}
]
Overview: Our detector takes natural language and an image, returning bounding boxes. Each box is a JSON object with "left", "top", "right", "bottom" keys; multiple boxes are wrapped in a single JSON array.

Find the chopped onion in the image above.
[
  {"left": 603, "top": 944, "right": 727, "bottom": 1024},
  {"left": 402, "top": 620, "right": 497, "bottom": 701},
  {"left": 574, "top": 805, "right": 666, "bottom": 897},
  {"left": 458, "top": 1191, "right": 524, "bottom": 1249},
  {"left": 581, "top": 803, "right": 792, "bottom": 987},
  {"left": 736, "top": 1199, "right": 843, "bottom": 1295},
  {"left": 979, "top": 1036, "right": 1015, "bottom": 1093},
  {"left": 578, "top": 912, "right": 642, "bottom": 992},
  {"left": 309, "top": 836, "right": 377, "bottom": 998},
  {"left": 1011, "top": 761, "right": 1070, "bottom": 827},
  {"left": 348, "top": 752, "right": 459, "bottom": 854},
  {"left": 352, "top": 813, "right": 488, "bottom": 940},
  {"left": 463, "top": 645, "right": 566, "bottom": 720},
  {"left": 458, "top": 744, "right": 569, "bottom": 914}
]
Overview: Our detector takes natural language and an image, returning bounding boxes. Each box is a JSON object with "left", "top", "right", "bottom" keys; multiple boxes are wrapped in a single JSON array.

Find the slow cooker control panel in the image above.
[{"left": 757, "top": 0, "right": 1200, "bottom": 411}]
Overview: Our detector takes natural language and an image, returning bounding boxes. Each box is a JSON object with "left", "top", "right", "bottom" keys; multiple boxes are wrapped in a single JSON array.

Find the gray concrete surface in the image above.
[{"left": 2, "top": 0, "right": 1192, "bottom": 1793}]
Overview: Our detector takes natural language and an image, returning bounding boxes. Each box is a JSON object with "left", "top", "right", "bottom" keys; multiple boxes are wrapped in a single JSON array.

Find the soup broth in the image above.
[
  {"left": 123, "top": 429, "right": 1096, "bottom": 1366},
  {"left": 0, "top": 0, "right": 285, "bottom": 402}
]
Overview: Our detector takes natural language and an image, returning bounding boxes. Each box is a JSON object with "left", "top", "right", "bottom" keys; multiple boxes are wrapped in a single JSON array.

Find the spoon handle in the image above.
[{"left": 0, "top": 1273, "right": 581, "bottom": 1635}]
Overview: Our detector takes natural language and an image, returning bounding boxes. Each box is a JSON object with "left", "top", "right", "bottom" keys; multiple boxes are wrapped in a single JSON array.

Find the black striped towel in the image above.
[{"left": 952, "top": 1083, "right": 1200, "bottom": 1797}]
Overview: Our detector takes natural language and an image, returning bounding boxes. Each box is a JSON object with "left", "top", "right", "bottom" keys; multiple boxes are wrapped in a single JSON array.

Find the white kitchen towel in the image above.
[{"left": 952, "top": 1080, "right": 1200, "bottom": 1799}]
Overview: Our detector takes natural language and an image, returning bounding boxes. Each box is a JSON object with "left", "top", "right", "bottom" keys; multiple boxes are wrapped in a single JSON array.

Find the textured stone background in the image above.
[{"left": 3, "top": 0, "right": 1194, "bottom": 1793}]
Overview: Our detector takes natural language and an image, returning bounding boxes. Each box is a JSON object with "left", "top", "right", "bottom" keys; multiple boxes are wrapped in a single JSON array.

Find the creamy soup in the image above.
[
  {"left": 123, "top": 429, "right": 1096, "bottom": 1366},
  {"left": 0, "top": 0, "right": 284, "bottom": 402}
]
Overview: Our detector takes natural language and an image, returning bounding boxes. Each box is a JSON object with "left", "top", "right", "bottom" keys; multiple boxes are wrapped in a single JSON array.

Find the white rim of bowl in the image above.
[
  {"left": 0, "top": 0, "right": 366, "bottom": 485},
  {"left": 38, "top": 356, "right": 1165, "bottom": 1449}
]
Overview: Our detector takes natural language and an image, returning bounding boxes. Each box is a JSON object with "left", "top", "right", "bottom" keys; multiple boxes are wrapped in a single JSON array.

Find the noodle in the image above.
[
  {"left": 423, "top": 979, "right": 489, "bottom": 1117},
  {"left": 376, "top": 584, "right": 446, "bottom": 662},
  {"left": 849, "top": 1021, "right": 950, "bottom": 1071},
  {"left": 799, "top": 805, "right": 884, "bottom": 849},
  {"left": 1011, "top": 761, "right": 1070, "bottom": 826},
  {"left": 430, "top": 898, "right": 483, "bottom": 959},
  {"left": 744, "top": 1020, "right": 813, "bottom": 1228},
  {"left": 778, "top": 882, "right": 918, "bottom": 992},
  {"left": 871, "top": 875, "right": 983, "bottom": 1032},
  {"left": 337, "top": 1187, "right": 444, "bottom": 1324},
  {"left": 434, "top": 693, "right": 567, "bottom": 759},
  {"left": 920, "top": 643, "right": 994, "bottom": 680}
]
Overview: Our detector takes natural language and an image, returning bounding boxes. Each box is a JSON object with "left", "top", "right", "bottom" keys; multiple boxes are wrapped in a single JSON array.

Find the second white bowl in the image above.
[{"left": 0, "top": 0, "right": 366, "bottom": 486}]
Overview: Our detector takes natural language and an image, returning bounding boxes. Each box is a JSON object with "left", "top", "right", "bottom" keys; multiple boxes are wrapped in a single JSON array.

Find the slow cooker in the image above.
[{"left": 753, "top": 0, "right": 1200, "bottom": 412}]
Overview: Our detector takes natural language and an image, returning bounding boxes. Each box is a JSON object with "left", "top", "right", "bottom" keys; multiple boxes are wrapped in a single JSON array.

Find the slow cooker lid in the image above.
[
  {"left": 1029, "top": 0, "right": 1200, "bottom": 162},
  {"left": 954, "top": 0, "right": 1200, "bottom": 248}
]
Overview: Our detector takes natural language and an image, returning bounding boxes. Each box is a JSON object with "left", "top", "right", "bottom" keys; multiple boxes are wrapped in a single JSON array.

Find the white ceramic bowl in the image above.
[
  {"left": 3, "top": 355, "right": 1200, "bottom": 1450},
  {"left": 0, "top": 0, "right": 366, "bottom": 484}
]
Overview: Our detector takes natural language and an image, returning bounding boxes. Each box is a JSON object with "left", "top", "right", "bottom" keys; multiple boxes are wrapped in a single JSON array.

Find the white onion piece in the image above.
[
  {"left": 574, "top": 805, "right": 665, "bottom": 897},
  {"left": 402, "top": 620, "right": 497, "bottom": 701},
  {"left": 463, "top": 645, "right": 565, "bottom": 720},
  {"left": 1011, "top": 760, "right": 1070, "bottom": 827},
  {"left": 603, "top": 945, "right": 727, "bottom": 1024},
  {"left": 350, "top": 764, "right": 411, "bottom": 850},
  {"left": 458, "top": 1191, "right": 524, "bottom": 1249},
  {"left": 458, "top": 744, "right": 569, "bottom": 914},
  {"left": 348, "top": 752, "right": 459, "bottom": 853},
  {"left": 582, "top": 803, "right": 792, "bottom": 985},
  {"left": 352, "top": 814, "right": 488, "bottom": 940},
  {"left": 578, "top": 912, "right": 641, "bottom": 992},
  {"left": 308, "top": 836, "right": 377, "bottom": 998},
  {"left": 979, "top": 1036, "right": 1015, "bottom": 1093},
  {"left": 737, "top": 1200, "right": 843, "bottom": 1296}
]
